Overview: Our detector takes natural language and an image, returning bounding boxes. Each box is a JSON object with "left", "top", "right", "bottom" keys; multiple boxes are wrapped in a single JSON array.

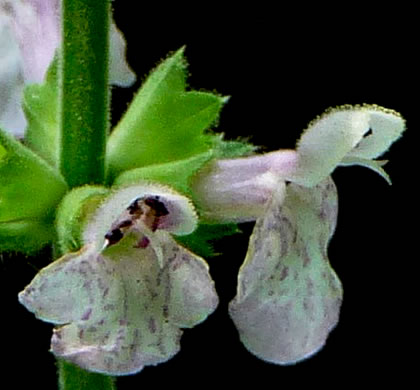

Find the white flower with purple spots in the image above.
[
  {"left": 193, "top": 105, "right": 405, "bottom": 364},
  {"left": 19, "top": 183, "right": 218, "bottom": 375},
  {"left": 18, "top": 104, "right": 406, "bottom": 372}
]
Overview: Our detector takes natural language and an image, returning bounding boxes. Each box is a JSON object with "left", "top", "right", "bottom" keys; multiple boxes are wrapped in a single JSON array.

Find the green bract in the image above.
[
  {"left": 114, "top": 151, "right": 215, "bottom": 197},
  {"left": 23, "top": 57, "right": 60, "bottom": 168},
  {"left": 0, "top": 129, "right": 67, "bottom": 221},
  {"left": 0, "top": 128, "right": 67, "bottom": 253},
  {"left": 114, "top": 139, "right": 255, "bottom": 198},
  {"left": 106, "top": 47, "right": 229, "bottom": 181}
]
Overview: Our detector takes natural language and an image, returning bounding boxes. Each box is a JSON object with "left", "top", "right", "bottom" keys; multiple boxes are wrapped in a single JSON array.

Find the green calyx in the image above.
[{"left": 55, "top": 186, "right": 110, "bottom": 254}]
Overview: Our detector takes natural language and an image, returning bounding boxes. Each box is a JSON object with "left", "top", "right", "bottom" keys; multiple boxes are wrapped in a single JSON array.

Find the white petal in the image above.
[
  {"left": 291, "top": 107, "right": 370, "bottom": 187},
  {"left": 345, "top": 106, "right": 405, "bottom": 159},
  {"left": 109, "top": 23, "right": 136, "bottom": 87},
  {"left": 229, "top": 177, "right": 342, "bottom": 364},
  {"left": 0, "top": 1, "right": 135, "bottom": 136},
  {"left": 0, "top": 11, "right": 26, "bottom": 137},
  {"left": 290, "top": 105, "right": 405, "bottom": 187},
  {"left": 19, "top": 234, "right": 218, "bottom": 375}
]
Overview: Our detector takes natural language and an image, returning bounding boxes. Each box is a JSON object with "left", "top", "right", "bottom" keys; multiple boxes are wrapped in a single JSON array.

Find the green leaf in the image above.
[
  {"left": 0, "top": 128, "right": 67, "bottom": 222},
  {"left": 0, "top": 143, "right": 6, "bottom": 160},
  {"left": 113, "top": 151, "right": 214, "bottom": 196},
  {"left": 229, "top": 177, "right": 342, "bottom": 364},
  {"left": 106, "top": 47, "right": 227, "bottom": 180},
  {"left": 212, "top": 137, "right": 256, "bottom": 159},
  {"left": 0, "top": 218, "right": 54, "bottom": 254},
  {"left": 23, "top": 57, "right": 59, "bottom": 167},
  {"left": 113, "top": 138, "right": 255, "bottom": 200}
]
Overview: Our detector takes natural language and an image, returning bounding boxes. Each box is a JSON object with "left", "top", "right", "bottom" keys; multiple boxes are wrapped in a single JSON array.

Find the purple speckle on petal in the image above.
[
  {"left": 279, "top": 267, "right": 289, "bottom": 281},
  {"left": 148, "top": 317, "right": 157, "bottom": 333},
  {"left": 103, "top": 287, "right": 109, "bottom": 298},
  {"left": 135, "top": 236, "right": 150, "bottom": 248},
  {"left": 163, "top": 304, "right": 169, "bottom": 318},
  {"left": 81, "top": 308, "right": 92, "bottom": 321}
]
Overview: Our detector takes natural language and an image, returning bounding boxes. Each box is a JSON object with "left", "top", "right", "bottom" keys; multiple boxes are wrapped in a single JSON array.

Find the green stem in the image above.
[
  {"left": 58, "top": 1, "right": 114, "bottom": 389},
  {"left": 58, "top": 361, "right": 116, "bottom": 390},
  {"left": 59, "top": 0, "right": 110, "bottom": 188}
]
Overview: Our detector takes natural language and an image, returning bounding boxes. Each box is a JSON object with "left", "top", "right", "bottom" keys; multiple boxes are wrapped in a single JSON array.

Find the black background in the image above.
[{"left": 2, "top": 2, "right": 414, "bottom": 388}]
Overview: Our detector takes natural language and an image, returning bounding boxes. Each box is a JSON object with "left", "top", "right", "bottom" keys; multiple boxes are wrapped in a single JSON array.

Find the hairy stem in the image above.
[
  {"left": 58, "top": 1, "right": 114, "bottom": 389},
  {"left": 58, "top": 361, "right": 116, "bottom": 390},
  {"left": 59, "top": 0, "right": 110, "bottom": 188}
]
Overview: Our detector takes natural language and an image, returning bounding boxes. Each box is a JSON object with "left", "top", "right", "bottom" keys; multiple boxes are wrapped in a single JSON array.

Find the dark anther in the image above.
[
  {"left": 127, "top": 198, "right": 142, "bottom": 214},
  {"left": 117, "top": 219, "right": 133, "bottom": 229},
  {"left": 105, "top": 228, "right": 124, "bottom": 245},
  {"left": 144, "top": 196, "right": 169, "bottom": 217}
]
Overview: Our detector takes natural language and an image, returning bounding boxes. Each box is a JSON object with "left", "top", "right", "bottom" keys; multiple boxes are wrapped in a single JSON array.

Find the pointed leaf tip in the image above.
[{"left": 106, "top": 48, "right": 224, "bottom": 178}]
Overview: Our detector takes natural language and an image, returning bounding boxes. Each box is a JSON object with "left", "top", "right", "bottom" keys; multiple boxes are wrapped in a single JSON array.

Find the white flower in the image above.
[
  {"left": 0, "top": 0, "right": 135, "bottom": 137},
  {"left": 19, "top": 183, "right": 218, "bottom": 375},
  {"left": 193, "top": 105, "right": 405, "bottom": 364}
]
